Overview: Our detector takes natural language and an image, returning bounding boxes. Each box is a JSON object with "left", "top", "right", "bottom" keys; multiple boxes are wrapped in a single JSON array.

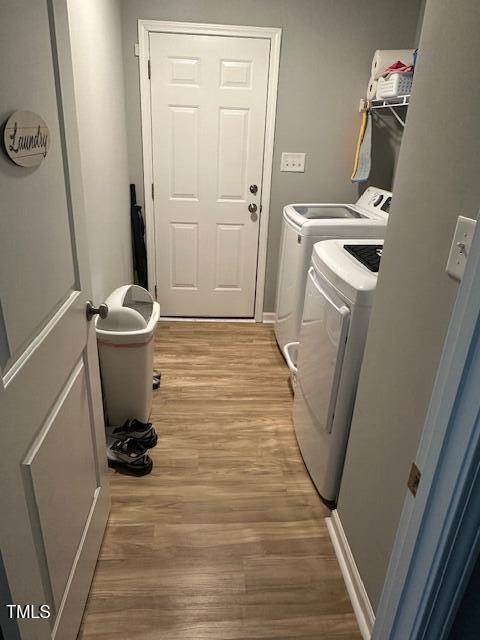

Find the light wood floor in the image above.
[{"left": 78, "top": 322, "right": 361, "bottom": 640}]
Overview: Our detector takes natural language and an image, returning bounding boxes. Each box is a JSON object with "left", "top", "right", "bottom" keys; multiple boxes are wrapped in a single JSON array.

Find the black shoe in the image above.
[
  {"left": 106, "top": 418, "right": 158, "bottom": 448},
  {"left": 107, "top": 437, "right": 153, "bottom": 476}
]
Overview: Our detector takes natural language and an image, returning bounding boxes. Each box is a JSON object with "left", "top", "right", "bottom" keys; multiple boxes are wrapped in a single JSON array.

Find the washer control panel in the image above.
[{"left": 356, "top": 186, "right": 392, "bottom": 215}]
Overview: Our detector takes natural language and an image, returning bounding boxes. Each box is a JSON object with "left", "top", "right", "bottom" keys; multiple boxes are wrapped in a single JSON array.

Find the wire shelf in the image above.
[{"left": 370, "top": 95, "right": 410, "bottom": 110}]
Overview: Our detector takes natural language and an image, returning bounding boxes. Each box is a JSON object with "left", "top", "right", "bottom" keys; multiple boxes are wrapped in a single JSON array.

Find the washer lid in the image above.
[
  {"left": 283, "top": 189, "right": 391, "bottom": 233},
  {"left": 311, "top": 239, "right": 384, "bottom": 306},
  {"left": 283, "top": 203, "right": 366, "bottom": 230},
  {"left": 289, "top": 204, "right": 362, "bottom": 219}
]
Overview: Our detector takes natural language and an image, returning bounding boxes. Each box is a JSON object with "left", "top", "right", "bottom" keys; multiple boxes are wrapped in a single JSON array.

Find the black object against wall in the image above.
[
  {"left": 130, "top": 184, "right": 148, "bottom": 290},
  {"left": 447, "top": 548, "right": 480, "bottom": 640}
]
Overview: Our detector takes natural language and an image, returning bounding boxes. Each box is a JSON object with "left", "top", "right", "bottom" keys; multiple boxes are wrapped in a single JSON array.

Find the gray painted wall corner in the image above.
[{"left": 69, "top": 0, "right": 133, "bottom": 303}]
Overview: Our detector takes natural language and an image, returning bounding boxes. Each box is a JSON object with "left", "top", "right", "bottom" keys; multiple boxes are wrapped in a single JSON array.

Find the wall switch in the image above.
[
  {"left": 280, "top": 152, "right": 306, "bottom": 172},
  {"left": 446, "top": 215, "right": 476, "bottom": 281}
]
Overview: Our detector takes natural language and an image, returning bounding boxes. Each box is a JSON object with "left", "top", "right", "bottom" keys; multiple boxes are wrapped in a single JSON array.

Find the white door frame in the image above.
[
  {"left": 137, "top": 20, "right": 281, "bottom": 322},
  {"left": 372, "top": 211, "right": 480, "bottom": 639}
]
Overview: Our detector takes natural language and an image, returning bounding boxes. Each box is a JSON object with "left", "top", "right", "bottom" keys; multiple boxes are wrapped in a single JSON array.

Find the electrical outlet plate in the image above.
[
  {"left": 280, "top": 152, "right": 306, "bottom": 172},
  {"left": 446, "top": 215, "right": 476, "bottom": 281}
]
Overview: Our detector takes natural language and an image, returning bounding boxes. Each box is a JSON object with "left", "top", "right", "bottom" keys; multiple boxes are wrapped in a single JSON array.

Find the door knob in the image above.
[
  {"left": 86, "top": 300, "right": 109, "bottom": 321},
  {"left": 249, "top": 184, "right": 258, "bottom": 195},
  {"left": 248, "top": 203, "right": 258, "bottom": 213}
]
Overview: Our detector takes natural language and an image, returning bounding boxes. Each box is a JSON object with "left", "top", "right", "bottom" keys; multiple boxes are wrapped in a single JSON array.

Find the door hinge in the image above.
[
  {"left": 407, "top": 462, "right": 421, "bottom": 497},
  {"left": 151, "top": 183, "right": 154, "bottom": 200},
  {"left": 148, "top": 59, "right": 151, "bottom": 79},
  {"left": 154, "top": 284, "right": 158, "bottom": 299}
]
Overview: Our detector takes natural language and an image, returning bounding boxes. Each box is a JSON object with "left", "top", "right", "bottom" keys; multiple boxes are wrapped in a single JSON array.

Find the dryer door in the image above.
[{"left": 297, "top": 267, "right": 350, "bottom": 434}]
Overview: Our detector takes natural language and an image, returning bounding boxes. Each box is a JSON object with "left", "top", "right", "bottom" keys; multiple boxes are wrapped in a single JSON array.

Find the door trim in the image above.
[{"left": 137, "top": 20, "right": 282, "bottom": 322}]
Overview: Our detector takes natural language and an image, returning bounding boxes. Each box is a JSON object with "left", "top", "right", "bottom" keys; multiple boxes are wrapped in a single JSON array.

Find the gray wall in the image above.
[
  {"left": 120, "top": 0, "right": 421, "bottom": 311},
  {"left": 68, "top": 0, "right": 132, "bottom": 302},
  {"left": 414, "top": 0, "right": 427, "bottom": 46},
  {"left": 337, "top": 0, "right": 480, "bottom": 611}
]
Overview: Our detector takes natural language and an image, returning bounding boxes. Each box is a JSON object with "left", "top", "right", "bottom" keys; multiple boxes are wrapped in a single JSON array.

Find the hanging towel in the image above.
[
  {"left": 351, "top": 110, "right": 367, "bottom": 179},
  {"left": 351, "top": 112, "right": 372, "bottom": 183}
]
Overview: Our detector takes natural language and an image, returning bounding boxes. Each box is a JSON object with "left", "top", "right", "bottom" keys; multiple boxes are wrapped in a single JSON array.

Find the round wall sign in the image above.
[{"left": 3, "top": 110, "right": 50, "bottom": 167}]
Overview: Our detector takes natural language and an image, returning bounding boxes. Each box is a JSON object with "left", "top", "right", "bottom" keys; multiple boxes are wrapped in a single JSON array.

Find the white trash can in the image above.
[{"left": 96, "top": 285, "right": 160, "bottom": 425}]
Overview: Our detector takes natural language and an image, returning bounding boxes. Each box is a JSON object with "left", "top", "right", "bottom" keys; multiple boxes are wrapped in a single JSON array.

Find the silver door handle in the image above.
[
  {"left": 86, "top": 300, "right": 109, "bottom": 321},
  {"left": 248, "top": 203, "right": 257, "bottom": 213},
  {"left": 249, "top": 184, "right": 258, "bottom": 195}
]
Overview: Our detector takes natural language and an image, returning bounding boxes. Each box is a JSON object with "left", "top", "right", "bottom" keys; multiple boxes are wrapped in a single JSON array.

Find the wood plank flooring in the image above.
[{"left": 78, "top": 322, "right": 361, "bottom": 640}]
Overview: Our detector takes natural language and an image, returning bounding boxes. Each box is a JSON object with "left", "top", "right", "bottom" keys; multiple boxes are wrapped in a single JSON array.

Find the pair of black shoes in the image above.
[
  {"left": 106, "top": 419, "right": 158, "bottom": 476},
  {"left": 153, "top": 370, "right": 161, "bottom": 390}
]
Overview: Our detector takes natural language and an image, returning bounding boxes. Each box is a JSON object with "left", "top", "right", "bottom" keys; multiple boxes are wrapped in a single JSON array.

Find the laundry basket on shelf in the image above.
[
  {"left": 376, "top": 72, "right": 413, "bottom": 99},
  {"left": 95, "top": 285, "right": 160, "bottom": 425}
]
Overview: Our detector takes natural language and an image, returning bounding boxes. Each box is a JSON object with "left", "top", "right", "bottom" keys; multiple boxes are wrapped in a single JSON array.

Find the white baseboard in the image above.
[
  {"left": 158, "top": 317, "right": 255, "bottom": 323},
  {"left": 157, "top": 314, "right": 274, "bottom": 324},
  {"left": 326, "top": 510, "right": 375, "bottom": 640}
]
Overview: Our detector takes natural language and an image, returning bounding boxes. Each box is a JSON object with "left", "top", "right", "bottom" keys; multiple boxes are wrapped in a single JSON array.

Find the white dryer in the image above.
[
  {"left": 293, "top": 239, "right": 383, "bottom": 502},
  {"left": 274, "top": 187, "right": 391, "bottom": 369}
]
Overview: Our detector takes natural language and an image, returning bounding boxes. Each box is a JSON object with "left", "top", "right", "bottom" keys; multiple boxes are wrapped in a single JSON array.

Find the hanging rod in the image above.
[{"left": 359, "top": 95, "right": 410, "bottom": 128}]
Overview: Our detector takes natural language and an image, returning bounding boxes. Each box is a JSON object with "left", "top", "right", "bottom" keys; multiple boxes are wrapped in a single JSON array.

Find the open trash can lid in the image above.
[{"left": 96, "top": 285, "right": 158, "bottom": 334}]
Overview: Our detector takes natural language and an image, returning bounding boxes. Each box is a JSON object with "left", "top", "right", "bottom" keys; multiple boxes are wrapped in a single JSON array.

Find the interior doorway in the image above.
[{"left": 138, "top": 21, "right": 281, "bottom": 320}]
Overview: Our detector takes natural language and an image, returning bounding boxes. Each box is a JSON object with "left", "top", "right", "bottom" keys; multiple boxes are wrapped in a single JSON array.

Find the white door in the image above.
[
  {"left": 0, "top": 3, "right": 109, "bottom": 640},
  {"left": 150, "top": 32, "right": 270, "bottom": 317}
]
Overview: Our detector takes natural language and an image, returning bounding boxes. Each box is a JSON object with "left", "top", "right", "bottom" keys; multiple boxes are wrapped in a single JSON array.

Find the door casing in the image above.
[{"left": 138, "top": 20, "right": 281, "bottom": 322}]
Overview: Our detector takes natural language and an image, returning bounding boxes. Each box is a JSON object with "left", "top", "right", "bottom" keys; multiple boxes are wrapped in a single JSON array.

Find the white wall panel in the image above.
[
  {"left": 170, "top": 106, "right": 199, "bottom": 200},
  {"left": 215, "top": 224, "right": 243, "bottom": 289},
  {"left": 24, "top": 363, "right": 97, "bottom": 608},
  {"left": 169, "top": 56, "right": 199, "bottom": 86},
  {"left": 220, "top": 59, "right": 252, "bottom": 88},
  {"left": 170, "top": 222, "right": 198, "bottom": 288},
  {"left": 217, "top": 108, "right": 249, "bottom": 201}
]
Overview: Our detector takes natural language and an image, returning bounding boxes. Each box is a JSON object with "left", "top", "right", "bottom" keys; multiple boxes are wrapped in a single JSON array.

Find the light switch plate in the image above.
[
  {"left": 446, "top": 215, "right": 476, "bottom": 281},
  {"left": 280, "top": 152, "right": 306, "bottom": 172}
]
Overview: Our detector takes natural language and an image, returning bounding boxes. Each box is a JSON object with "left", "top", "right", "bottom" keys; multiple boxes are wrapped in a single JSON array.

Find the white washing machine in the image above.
[
  {"left": 293, "top": 239, "right": 383, "bottom": 502},
  {"left": 274, "top": 187, "right": 391, "bottom": 370}
]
